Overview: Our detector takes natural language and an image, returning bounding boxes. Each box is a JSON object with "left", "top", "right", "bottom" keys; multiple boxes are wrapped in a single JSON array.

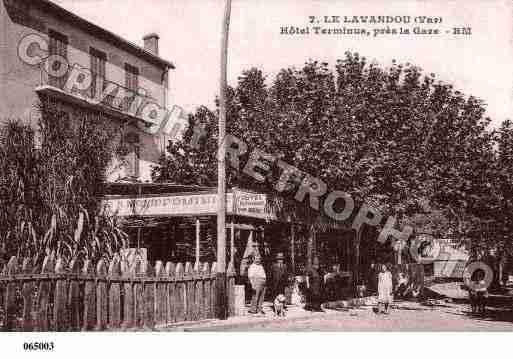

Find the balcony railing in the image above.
[{"left": 38, "top": 68, "right": 159, "bottom": 124}]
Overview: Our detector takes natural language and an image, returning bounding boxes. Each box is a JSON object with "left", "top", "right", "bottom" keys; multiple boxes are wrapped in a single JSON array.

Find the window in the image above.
[
  {"left": 89, "top": 47, "right": 106, "bottom": 99},
  {"left": 124, "top": 63, "right": 139, "bottom": 111},
  {"left": 124, "top": 63, "right": 139, "bottom": 91},
  {"left": 48, "top": 30, "right": 68, "bottom": 89},
  {"left": 124, "top": 132, "right": 140, "bottom": 179}
]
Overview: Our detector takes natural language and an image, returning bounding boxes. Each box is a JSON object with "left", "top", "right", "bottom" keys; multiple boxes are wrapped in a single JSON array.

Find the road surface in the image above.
[{"left": 180, "top": 300, "right": 513, "bottom": 331}]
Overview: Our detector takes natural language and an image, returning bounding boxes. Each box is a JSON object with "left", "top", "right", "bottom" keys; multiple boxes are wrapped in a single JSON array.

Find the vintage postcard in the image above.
[{"left": 0, "top": 0, "right": 512, "bottom": 356}]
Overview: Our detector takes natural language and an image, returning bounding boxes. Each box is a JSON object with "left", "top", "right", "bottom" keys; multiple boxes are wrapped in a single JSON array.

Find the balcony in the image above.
[{"left": 35, "top": 68, "right": 160, "bottom": 128}]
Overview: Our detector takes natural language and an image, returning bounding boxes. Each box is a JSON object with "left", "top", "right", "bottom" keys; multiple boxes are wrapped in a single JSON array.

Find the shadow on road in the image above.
[
  {"left": 441, "top": 301, "right": 513, "bottom": 324},
  {"left": 462, "top": 307, "right": 513, "bottom": 324},
  {"left": 392, "top": 305, "right": 429, "bottom": 311}
]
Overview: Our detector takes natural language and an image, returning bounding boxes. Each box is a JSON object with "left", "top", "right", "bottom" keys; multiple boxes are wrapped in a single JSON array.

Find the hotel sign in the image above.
[
  {"left": 233, "top": 190, "right": 269, "bottom": 219},
  {"left": 102, "top": 190, "right": 271, "bottom": 219}
]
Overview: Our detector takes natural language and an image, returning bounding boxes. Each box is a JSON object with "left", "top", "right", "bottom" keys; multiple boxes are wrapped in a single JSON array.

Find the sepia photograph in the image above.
[{"left": 0, "top": 0, "right": 512, "bottom": 356}]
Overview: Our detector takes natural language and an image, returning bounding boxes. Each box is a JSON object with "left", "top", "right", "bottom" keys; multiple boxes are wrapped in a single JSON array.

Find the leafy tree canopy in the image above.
[{"left": 153, "top": 52, "right": 510, "bottom": 256}]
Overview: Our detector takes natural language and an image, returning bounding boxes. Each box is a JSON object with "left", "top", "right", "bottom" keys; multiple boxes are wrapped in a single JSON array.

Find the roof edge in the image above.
[{"left": 34, "top": 0, "right": 175, "bottom": 69}]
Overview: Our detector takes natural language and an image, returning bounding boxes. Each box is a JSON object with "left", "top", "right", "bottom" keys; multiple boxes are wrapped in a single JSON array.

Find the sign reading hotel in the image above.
[
  {"left": 233, "top": 190, "right": 268, "bottom": 219},
  {"left": 102, "top": 190, "right": 271, "bottom": 219}
]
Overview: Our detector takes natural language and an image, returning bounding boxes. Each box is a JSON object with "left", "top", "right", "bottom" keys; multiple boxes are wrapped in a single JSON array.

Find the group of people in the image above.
[
  {"left": 377, "top": 264, "right": 490, "bottom": 315},
  {"left": 246, "top": 255, "right": 405, "bottom": 315},
  {"left": 247, "top": 254, "right": 490, "bottom": 317},
  {"left": 245, "top": 254, "right": 429, "bottom": 316},
  {"left": 245, "top": 253, "right": 328, "bottom": 315},
  {"left": 371, "top": 264, "right": 424, "bottom": 314},
  {"left": 395, "top": 272, "right": 423, "bottom": 300}
]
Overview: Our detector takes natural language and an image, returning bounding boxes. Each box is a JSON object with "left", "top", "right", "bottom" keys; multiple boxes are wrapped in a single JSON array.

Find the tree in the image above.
[
  {"left": 153, "top": 53, "right": 499, "bottom": 263},
  {"left": 492, "top": 120, "right": 513, "bottom": 278}
]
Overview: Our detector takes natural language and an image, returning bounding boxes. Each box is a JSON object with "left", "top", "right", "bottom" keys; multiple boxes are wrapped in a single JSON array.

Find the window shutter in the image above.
[{"left": 48, "top": 30, "right": 68, "bottom": 88}]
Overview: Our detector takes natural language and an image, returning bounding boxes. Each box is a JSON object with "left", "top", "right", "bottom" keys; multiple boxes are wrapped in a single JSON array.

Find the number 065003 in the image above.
[{"left": 23, "top": 342, "right": 55, "bottom": 351}]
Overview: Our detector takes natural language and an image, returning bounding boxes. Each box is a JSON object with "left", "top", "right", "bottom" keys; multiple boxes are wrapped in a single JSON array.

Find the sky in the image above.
[{"left": 54, "top": 0, "right": 512, "bottom": 127}]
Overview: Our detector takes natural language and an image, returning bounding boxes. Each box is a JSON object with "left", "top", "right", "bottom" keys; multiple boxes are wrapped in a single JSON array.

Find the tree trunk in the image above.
[
  {"left": 354, "top": 227, "right": 362, "bottom": 285},
  {"left": 498, "top": 253, "right": 504, "bottom": 285},
  {"left": 290, "top": 225, "right": 295, "bottom": 274},
  {"left": 307, "top": 226, "right": 315, "bottom": 268}
]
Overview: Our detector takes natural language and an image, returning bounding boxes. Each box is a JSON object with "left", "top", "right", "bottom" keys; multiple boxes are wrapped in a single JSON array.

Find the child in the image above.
[
  {"left": 469, "top": 270, "right": 488, "bottom": 314},
  {"left": 475, "top": 271, "right": 488, "bottom": 314},
  {"left": 377, "top": 264, "right": 393, "bottom": 314},
  {"left": 395, "top": 272, "right": 409, "bottom": 299},
  {"left": 273, "top": 294, "right": 287, "bottom": 316},
  {"left": 411, "top": 284, "right": 422, "bottom": 301}
]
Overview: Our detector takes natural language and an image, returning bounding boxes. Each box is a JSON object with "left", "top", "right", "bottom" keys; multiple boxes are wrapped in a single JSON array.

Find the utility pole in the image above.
[{"left": 216, "top": 0, "right": 232, "bottom": 320}]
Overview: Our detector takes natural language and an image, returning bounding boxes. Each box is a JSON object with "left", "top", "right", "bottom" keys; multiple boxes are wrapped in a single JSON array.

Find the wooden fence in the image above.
[{"left": 0, "top": 254, "right": 237, "bottom": 331}]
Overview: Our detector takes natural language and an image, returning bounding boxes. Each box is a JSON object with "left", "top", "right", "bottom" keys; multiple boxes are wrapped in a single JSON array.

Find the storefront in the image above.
[
  {"left": 103, "top": 185, "right": 269, "bottom": 263},
  {"left": 102, "top": 182, "right": 355, "bottom": 300}
]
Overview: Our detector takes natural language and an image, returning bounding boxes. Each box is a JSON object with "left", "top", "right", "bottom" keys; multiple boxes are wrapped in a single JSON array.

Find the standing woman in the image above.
[
  {"left": 377, "top": 264, "right": 393, "bottom": 314},
  {"left": 305, "top": 257, "right": 324, "bottom": 312}
]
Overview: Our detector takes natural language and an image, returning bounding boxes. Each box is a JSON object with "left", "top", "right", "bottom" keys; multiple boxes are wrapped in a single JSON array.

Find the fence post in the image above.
[
  {"left": 210, "top": 262, "right": 217, "bottom": 319},
  {"left": 37, "top": 254, "right": 54, "bottom": 331},
  {"left": 184, "top": 262, "right": 194, "bottom": 321},
  {"left": 108, "top": 255, "right": 122, "bottom": 329},
  {"left": 165, "top": 262, "right": 176, "bottom": 324},
  {"left": 133, "top": 259, "right": 144, "bottom": 327},
  {"left": 81, "top": 259, "right": 96, "bottom": 331},
  {"left": 53, "top": 257, "right": 68, "bottom": 331},
  {"left": 121, "top": 258, "right": 135, "bottom": 330},
  {"left": 3, "top": 256, "right": 19, "bottom": 331},
  {"left": 68, "top": 257, "right": 81, "bottom": 330},
  {"left": 193, "top": 262, "right": 203, "bottom": 320},
  {"left": 155, "top": 261, "right": 166, "bottom": 326},
  {"left": 201, "top": 263, "right": 211, "bottom": 319},
  {"left": 142, "top": 260, "right": 155, "bottom": 330},
  {"left": 175, "top": 263, "right": 185, "bottom": 322},
  {"left": 95, "top": 259, "right": 108, "bottom": 331},
  {"left": 21, "top": 257, "right": 34, "bottom": 331}
]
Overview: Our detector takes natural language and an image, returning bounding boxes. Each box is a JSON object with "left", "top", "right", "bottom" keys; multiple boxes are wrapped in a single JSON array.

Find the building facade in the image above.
[
  {"left": 0, "top": 0, "right": 356, "bottom": 301},
  {"left": 0, "top": 0, "right": 175, "bottom": 182}
]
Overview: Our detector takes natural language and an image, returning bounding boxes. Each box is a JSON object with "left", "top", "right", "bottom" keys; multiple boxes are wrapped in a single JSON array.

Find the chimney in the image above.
[{"left": 143, "top": 33, "right": 159, "bottom": 55}]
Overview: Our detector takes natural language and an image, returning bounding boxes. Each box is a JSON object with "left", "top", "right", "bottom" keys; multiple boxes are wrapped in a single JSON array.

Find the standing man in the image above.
[
  {"left": 324, "top": 264, "right": 340, "bottom": 301},
  {"left": 248, "top": 255, "right": 267, "bottom": 314},
  {"left": 271, "top": 252, "right": 288, "bottom": 299},
  {"left": 261, "top": 241, "right": 272, "bottom": 277},
  {"left": 368, "top": 262, "right": 378, "bottom": 294},
  {"left": 306, "top": 257, "right": 324, "bottom": 312}
]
